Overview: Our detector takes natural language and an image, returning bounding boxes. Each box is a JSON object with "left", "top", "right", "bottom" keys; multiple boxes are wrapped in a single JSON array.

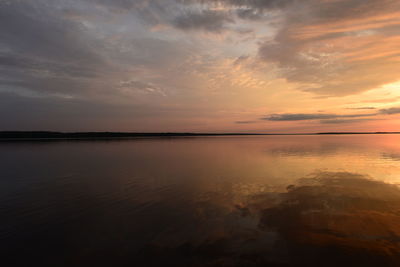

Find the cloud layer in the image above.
[
  {"left": 1, "top": 0, "right": 399, "bottom": 131},
  {"left": 260, "top": 106, "right": 400, "bottom": 125}
]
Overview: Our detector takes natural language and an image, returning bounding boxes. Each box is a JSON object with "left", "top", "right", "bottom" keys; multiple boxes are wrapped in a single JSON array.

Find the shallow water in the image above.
[{"left": 1, "top": 135, "right": 400, "bottom": 266}]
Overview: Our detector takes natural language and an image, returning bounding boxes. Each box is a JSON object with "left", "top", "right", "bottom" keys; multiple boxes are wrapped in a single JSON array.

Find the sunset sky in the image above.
[{"left": 1, "top": 0, "right": 400, "bottom": 133}]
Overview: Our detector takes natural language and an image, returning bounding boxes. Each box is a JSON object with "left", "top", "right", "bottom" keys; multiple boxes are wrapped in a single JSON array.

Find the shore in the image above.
[{"left": 0, "top": 131, "right": 399, "bottom": 141}]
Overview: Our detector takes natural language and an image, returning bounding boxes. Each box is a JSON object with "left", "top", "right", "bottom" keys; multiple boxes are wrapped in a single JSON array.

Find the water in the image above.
[{"left": 1, "top": 135, "right": 400, "bottom": 266}]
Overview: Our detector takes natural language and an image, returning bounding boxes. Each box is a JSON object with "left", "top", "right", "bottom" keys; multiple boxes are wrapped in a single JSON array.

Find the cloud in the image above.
[
  {"left": 180, "top": 0, "right": 295, "bottom": 10},
  {"left": 256, "top": 0, "right": 400, "bottom": 96},
  {"left": 261, "top": 106, "right": 400, "bottom": 122},
  {"left": 172, "top": 10, "right": 234, "bottom": 32},
  {"left": 1, "top": 0, "right": 399, "bottom": 131},
  {"left": 235, "top": 8, "right": 265, "bottom": 21},
  {"left": 380, "top": 107, "right": 400, "bottom": 114},
  {"left": 351, "top": 96, "right": 400, "bottom": 104},
  {"left": 320, "top": 119, "right": 376, "bottom": 124},
  {"left": 0, "top": 1, "right": 201, "bottom": 99},
  {"left": 178, "top": 0, "right": 400, "bottom": 96},
  {"left": 118, "top": 80, "right": 167, "bottom": 96},
  {"left": 261, "top": 112, "right": 375, "bottom": 121},
  {"left": 346, "top": 107, "right": 376, "bottom": 110},
  {"left": 0, "top": 0, "right": 109, "bottom": 99},
  {"left": 235, "top": 120, "right": 257, "bottom": 124},
  {"left": 0, "top": 0, "right": 218, "bottom": 130},
  {"left": 0, "top": 1, "right": 103, "bottom": 64},
  {"left": 264, "top": 113, "right": 339, "bottom": 121}
]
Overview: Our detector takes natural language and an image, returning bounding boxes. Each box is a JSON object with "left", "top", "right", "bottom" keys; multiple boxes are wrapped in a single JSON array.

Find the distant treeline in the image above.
[
  {"left": 0, "top": 131, "right": 265, "bottom": 140},
  {"left": 0, "top": 131, "right": 399, "bottom": 141},
  {"left": 316, "top": 132, "right": 400, "bottom": 135}
]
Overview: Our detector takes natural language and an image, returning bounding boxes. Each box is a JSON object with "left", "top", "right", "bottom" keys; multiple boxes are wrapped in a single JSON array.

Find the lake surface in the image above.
[{"left": 2, "top": 135, "right": 400, "bottom": 266}]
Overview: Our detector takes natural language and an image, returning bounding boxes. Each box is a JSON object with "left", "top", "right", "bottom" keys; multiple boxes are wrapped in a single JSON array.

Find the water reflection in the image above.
[
  {"left": 137, "top": 171, "right": 400, "bottom": 266},
  {"left": 382, "top": 153, "right": 400, "bottom": 161},
  {"left": 258, "top": 172, "right": 400, "bottom": 266},
  {"left": 1, "top": 136, "right": 400, "bottom": 266}
]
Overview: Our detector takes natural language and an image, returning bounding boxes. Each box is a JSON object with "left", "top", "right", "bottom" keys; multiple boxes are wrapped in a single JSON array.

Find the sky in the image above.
[{"left": 1, "top": 0, "right": 400, "bottom": 133}]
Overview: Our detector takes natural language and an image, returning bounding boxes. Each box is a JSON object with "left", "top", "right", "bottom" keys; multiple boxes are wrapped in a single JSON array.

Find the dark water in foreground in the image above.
[{"left": 1, "top": 135, "right": 400, "bottom": 266}]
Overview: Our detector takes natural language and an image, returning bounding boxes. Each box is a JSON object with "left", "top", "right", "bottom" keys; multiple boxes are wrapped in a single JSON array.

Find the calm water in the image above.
[{"left": 1, "top": 135, "right": 400, "bottom": 266}]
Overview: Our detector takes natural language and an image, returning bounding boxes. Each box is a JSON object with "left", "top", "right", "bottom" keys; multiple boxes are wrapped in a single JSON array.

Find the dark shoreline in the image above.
[{"left": 0, "top": 131, "right": 399, "bottom": 141}]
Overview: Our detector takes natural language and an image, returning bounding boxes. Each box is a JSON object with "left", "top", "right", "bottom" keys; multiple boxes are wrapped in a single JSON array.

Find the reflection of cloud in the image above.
[
  {"left": 381, "top": 152, "right": 400, "bottom": 161},
  {"left": 266, "top": 144, "right": 341, "bottom": 158},
  {"left": 257, "top": 171, "right": 400, "bottom": 266},
  {"left": 133, "top": 171, "right": 400, "bottom": 266}
]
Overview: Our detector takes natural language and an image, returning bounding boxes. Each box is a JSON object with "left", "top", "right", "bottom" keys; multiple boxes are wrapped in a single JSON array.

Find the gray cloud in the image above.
[
  {"left": 89, "top": 0, "right": 141, "bottom": 9},
  {"left": 264, "top": 113, "right": 339, "bottom": 121},
  {"left": 0, "top": 0, "right": 213, "bottom": 130},
  {"left": 0, "top": 91, "right": 131, "bottom": 131},
  {"left": 235, "top": 8, "right": 265, "bottom": 20},
  {"left": 0, "top": 1, "right": 103, "bottom": 64},
  {"left": 261, "top": 106, "right": 400, "bottom": 122},
  {"left": 262, "top": 112, "right": 375, "bottom": 121},
  {"left": 179, "top": 0, "right": 296, "bottom": 10},
  {"left": 380, "top": 107, "right": 400, "bottom": 115},
  {"left": 172, "top": 10, "right": 234, "bottom": 32},
  {"left": 0, "top": 90, "right": 197, "bottom": 131},
  {"left": 119, "top": 80, "right": 167, "bottom": 96},
  {"left": 0, "top": 0, "right": 109, "bottom": 99},
  {"left": 0, "top": 0, "right": 199, "bottom": 99}
]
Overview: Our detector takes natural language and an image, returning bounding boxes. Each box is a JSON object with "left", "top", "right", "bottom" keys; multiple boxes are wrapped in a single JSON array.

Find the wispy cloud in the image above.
[
  {"left": 235, "top": 120, "right": 257, "bottom": 124},
  {"left": 320, "top": 119, "right": 377, "bottom": 124},
  {"left": 261, "top": 106, "right": 400, "bottom": 122},
  {"left": 346, "top": 107, "right": 376, "bottom": 110},
  {"left": 261, "top": 112, "right": 376, "bottom": 122},
  {"left": 380, "top": 107, "right": 400, "bottom": 114},
  {"left": 172, "top": 10, "right": 234, "bottom": 32}
]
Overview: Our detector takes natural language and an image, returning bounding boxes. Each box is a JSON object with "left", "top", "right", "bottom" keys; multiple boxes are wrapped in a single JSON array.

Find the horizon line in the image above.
[{"left": 1, "top": 130, "right": 400, "bottom": 141}]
